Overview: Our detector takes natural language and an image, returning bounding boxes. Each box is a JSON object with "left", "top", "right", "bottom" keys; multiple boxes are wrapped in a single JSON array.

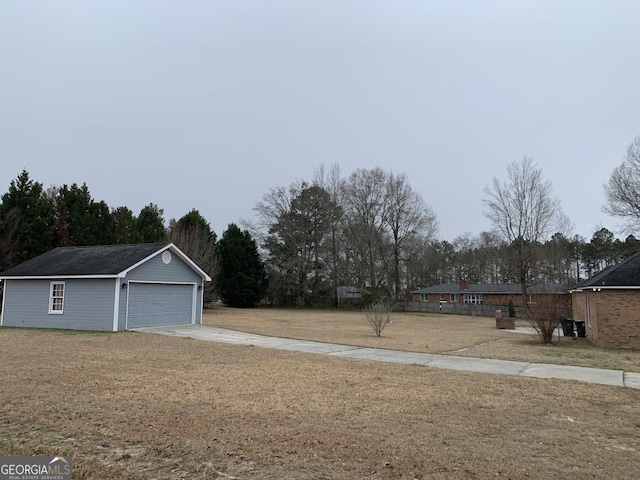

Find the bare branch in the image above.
[{"left": 603, "top": 136, "right": 640, "bottom": 234}]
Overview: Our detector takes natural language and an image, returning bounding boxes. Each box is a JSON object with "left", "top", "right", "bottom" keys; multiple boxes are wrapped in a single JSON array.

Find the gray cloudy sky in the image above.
[{"left": 1, "top": 1, "right": 638, "bottom": 241}]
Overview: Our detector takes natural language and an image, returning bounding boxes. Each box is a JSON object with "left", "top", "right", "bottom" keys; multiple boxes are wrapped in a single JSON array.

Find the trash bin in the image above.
[
  {"left": 560, "top": 317, "right": 574, "bottom": 337},
  {"left": 575, "top": 320, "right": 586, "bottom": 338}
]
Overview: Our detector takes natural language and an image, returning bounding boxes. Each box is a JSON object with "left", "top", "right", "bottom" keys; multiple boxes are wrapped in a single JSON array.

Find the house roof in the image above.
[
  {"left": 573, "top": 251, "right": 640, "bottom": 289},
  {"left": 411, "top": 282, "right": 568, "bottom": 295},
  {"left": 0, "top": 243, "right": 211, "bottom": 281}
]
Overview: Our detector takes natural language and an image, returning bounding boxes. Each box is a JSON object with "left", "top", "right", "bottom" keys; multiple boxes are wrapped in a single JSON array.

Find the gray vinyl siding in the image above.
[
  {"left": 123, "top": 252, "right": 204, "bottom": 325},
  {"left": 125, "top": 252, "right": 201, "bottom": 283},
  {"left": 2, "top": 278, "right": 116, "bottom": 331}
]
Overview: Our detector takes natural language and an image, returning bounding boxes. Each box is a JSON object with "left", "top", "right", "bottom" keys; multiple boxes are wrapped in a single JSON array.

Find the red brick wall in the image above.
[
  {"left": 484, "top": 294, "right": 522, "bottom": 306},
  {"left": 572, "top": 290, "right": 640, "bottom": 349},
  {"left": 410, "top": 293, "right": 447, "bottom": 302}
]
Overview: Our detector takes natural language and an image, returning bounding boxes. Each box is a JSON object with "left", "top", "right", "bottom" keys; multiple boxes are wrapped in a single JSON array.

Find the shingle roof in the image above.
[
  {"left": 0, "top": 243, "right": 169, "bottom": 277},
  {"left": 411, "top": 282, "right": 568, "bottom": 294},
  {"left": 574, "top": 251, "right": 640, "bottom": 288}
]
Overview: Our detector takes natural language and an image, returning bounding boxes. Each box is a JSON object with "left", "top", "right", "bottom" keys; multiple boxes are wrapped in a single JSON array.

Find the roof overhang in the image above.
[
  {"left": 570, "top": 286, "right": 640, "bottom": 293},
  {"left": 0, "top": 274, "right": 119, "bottom": 281}
]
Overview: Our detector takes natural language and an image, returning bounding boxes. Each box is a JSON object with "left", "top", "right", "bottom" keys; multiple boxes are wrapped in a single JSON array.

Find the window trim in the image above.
[
  {"left": 49, "top": 281, "right": 65, "bottom": 314},
  {"left": 463, "top": 293, "right": 483, "bottom": 305}
]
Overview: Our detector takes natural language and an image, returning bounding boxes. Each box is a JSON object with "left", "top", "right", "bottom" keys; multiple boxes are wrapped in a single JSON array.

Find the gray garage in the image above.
[
  {"left": 127, "top": 282, "right": 195, "bottom": 328},
  {"left": 0, "top": 243, "right": 211, "bottom": 331}
]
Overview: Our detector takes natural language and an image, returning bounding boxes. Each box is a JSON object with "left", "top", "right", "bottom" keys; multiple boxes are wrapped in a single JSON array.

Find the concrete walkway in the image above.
[{"left": 132, "top": 324, "right": 640, "bottom": 390}]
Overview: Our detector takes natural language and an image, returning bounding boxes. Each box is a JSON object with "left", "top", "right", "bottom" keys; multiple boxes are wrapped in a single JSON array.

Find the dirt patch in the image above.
[
  {"left": 202, "top": 307, "right": 640, "bottom": 373},
  {"left": 1, "top": 326, "right": 639, "bottom": 479}
]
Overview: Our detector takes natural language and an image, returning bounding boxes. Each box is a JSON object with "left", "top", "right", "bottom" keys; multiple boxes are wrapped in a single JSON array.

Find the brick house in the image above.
[
  {"left": 571, "top": 252, "right": 640, "bottom": 349},
  {"left": 411, "top": 280, "right": 570, "bottom": 308}
]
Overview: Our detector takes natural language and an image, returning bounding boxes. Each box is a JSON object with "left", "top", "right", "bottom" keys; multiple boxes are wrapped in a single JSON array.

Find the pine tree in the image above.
[
  {"left": 136, "top": 203, "right": 166, "bottom": 243},
  {"left": 52, "top": 183, "right": 115, "bottom": 245},
  {"left": 217, "top": 223, "right": 267, "bottom": 307},
  {"left": 0, "top": 170, "right": 54, "bottom": 269},
  {"left": 112, "top": 206, "right": 141, "bottom": 244}
]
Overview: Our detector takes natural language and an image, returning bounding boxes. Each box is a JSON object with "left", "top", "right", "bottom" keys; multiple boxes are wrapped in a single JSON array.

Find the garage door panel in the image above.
[{"left": 128, "top": 283, "right": 193, "bottom": 328}]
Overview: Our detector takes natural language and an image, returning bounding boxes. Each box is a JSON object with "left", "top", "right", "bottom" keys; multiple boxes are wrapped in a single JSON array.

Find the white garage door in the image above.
[{"left": 127, "top": 283, "right": 194, "bottom": 328}]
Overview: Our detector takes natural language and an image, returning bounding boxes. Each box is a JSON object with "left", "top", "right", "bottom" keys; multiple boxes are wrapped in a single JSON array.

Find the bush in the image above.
[
  {"left": 364, "top": 302, "right": 392, "bottom": 337},
  {"left": 526, "top": 294, "right": 566, "bottom": 344}
]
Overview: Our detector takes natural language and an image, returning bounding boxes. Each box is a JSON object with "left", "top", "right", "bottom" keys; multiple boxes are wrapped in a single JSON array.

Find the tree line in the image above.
[
  {"left": 2, "top": 134, "right": 640, "bottom": 308},
  {"left": 250, "top": 163, "right": 640, "bottom": 307}
]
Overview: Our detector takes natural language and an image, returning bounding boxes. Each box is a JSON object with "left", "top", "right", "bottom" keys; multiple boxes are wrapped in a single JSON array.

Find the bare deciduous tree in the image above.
[
  {"left": 604, "top": 136, "right": 640, "bottom": 234},
  {"left": 168, "top": 219, "right": 219, "bottom": 305},
  {"left": 385, "top": 172, "right": 439, "bottom": 300},
  {"left": 341, "top": 168, "right": 391, "bottom": 291},
  {"left": 252, "top": 183, "right": 300, "bottom": 247},
  {"left": 483, "top": 157, "right": 568, "bottom": 304}
]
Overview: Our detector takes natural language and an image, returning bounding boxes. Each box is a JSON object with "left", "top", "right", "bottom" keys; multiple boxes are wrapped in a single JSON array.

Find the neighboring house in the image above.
[
  {"left": 410, "top": 280, "right": 570, "bottom": 307},
  {"left": 0, "top": 243, "right": 211, "bottom": 331},
  {"left": 337, "top": 286, "right": 362, "bottom": 299},
  {"left": 571, "top": 252, "right": 640, "bottom": 349},
  {"left": 336, "top": 286, "right": 363, "bottom": 308}
]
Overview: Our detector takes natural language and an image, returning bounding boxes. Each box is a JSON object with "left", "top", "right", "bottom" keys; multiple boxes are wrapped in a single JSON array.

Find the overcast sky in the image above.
[{"left": 1, "top": 1, "right": 638, "bottom": 242}]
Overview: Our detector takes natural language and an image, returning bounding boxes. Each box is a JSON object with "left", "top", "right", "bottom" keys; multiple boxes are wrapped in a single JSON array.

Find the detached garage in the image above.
[{"left": 0, "top": 243, "right": 211, "bottom": 331}]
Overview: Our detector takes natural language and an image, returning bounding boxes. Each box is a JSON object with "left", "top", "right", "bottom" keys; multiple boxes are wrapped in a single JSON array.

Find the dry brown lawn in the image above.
[
  {"left": 1, "top": 318, "right": 640, "bottom": 480},
  {"left": 203, "top": 307, "right": 640, "bottom": 373}
]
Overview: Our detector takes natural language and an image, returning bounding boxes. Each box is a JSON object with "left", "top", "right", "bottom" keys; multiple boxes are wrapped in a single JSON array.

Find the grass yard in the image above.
[{"left": 0, "top": 309, "right": 639, "bottom": 479}]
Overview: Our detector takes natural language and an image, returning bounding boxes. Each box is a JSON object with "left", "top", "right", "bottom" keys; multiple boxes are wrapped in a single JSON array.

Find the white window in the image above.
[
  {"left": 463, "top": 294, "right": 483, "bottom": 305},
  {"left": 49, "top": 281, "right": 65, "bottom": 314},
  {"left": 450, "top": 294, "right": 458, "bottom": 302},
  {"left": 420, "top": 293, "right": 428, "bottom": 302}
]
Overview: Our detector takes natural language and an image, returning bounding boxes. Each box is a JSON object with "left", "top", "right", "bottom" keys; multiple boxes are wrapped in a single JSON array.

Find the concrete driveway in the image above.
[{"left": 131, "top": 324, "right": 640, "bottom": 389}]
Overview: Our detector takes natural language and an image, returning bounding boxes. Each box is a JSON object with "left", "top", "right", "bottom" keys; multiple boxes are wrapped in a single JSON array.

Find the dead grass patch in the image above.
[{"left": 1, "top": 324, "right": 639, "bottom": 479}]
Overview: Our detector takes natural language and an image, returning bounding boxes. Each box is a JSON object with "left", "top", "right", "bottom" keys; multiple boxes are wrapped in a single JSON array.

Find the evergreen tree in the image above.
[
  {"left": 217, "top": 223, "right": 267, "bottom": 307},
  {"left": 0, "top": 170, "right": 54, "bottom": 269},
  {"left": 112, "top": 206, "right": 141, "bottom": 244},
  {"left": 265, "top": 185, "right": 341, "bottom": 306},
  {"left": 176, "top": 208, "right": 213, "bottom": 234},
  {"left": 136, "top": 203, "right": 166, "bottom": 242},
  {"left": 51, "top": 183, "right": 115, "bottom": 246}
]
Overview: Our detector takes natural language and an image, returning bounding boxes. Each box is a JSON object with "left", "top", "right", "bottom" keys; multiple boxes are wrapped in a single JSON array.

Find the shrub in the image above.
[
  {"left": 364, "top": 302, "right": 392, "bottom": 337},
  {"left": 526, "top": 294, "right": 565, "bottom": 344}
]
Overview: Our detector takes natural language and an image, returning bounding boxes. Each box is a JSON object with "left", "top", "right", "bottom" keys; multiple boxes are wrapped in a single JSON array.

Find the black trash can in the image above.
[
  {"left": 574, "top": 320, "right": 586, "bottom": 338},
  {"left": 560, "top": 317, "right": 574, "bottom": 337}
]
